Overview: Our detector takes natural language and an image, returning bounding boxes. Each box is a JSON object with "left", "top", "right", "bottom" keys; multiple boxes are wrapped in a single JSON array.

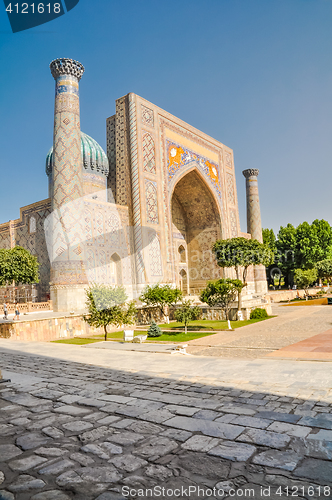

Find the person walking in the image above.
[
  {"left": 13, "top": 302, "right": 20, "bottom": 321},
  {"left": 3, "top": 302, "right": 8, "bottom": 321}
]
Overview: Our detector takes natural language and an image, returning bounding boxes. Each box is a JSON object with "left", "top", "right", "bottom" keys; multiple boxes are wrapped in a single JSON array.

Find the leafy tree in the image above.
[
  {"left": 262, "top": 228, "right": 276, "bottom": 252},
  {"left": 295, "top": 222, "right": 321, "bottom": 270},
  {"left": 200, "top": 279, "right": 244, "bottom": 321},
  {"left": 269, "top": 220, "right": 332, "bottom": 288},
  {"left": 263, "top": 228, "right": 278, "bottom": 286},
  {"left": 84, "top": 284, "right": 136, "bottom": 341},
  {"left": 316, "top": 260, "right": 332, "bottom": 284},
  {"left": 312, "top": 219, "right": 332, "bottom": 262},
  {"left": 212, "top": 237, "right": 274, "bottom": 310},
  {"left": 147, "top": 321, "right": 162, "bottom": 338},
  {"left": 174, "top": 299, "right": 201, "bottom": 334},
  {"left": 294, "top": 268, "right": 318, "bottom": 294},
  {"left": 140, "top": 284, "right": 182, "bottom": 323},
  {"left": 0, "top": 246, "right": 39, "bottom": 286},
  {"left": 275, "top": 224, "right": 297, "bottom": 287}
]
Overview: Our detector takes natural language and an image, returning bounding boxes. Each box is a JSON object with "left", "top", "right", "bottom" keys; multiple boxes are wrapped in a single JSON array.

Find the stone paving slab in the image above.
[
  {"left": 84, "top": 342, "right": 179, "bottom": 353},
  {"left": 266, "top": 328, "right": 332, "bottom": 361},
  {"left": 1, "top": 346, "right": 332, "bottom": 499}
]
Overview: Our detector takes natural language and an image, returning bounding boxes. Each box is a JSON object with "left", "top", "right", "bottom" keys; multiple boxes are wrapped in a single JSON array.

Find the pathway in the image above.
[
  {"left": 186, "top": 304, "right": 332, "bottom": 359},
  {"left": 0, "top": 341, "right": 332, "bottom": 498}
]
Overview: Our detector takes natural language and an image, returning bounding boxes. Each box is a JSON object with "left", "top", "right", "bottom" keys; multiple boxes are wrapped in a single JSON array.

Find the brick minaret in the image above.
[
  {"left": 49, "top": 58, "right": 87, "bottom": 311},
  {"left": 242, "top": 169, "right": 263, "bottom": 242},
  {"left": 242, "top": 169, "right": 267, "bottom": 294}
]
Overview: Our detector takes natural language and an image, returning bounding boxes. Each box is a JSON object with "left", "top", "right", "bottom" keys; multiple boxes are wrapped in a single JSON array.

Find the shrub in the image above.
[
  {"left": 250, "top": 308, "right": 268, "bottom": 320},
  {"left": 174, "top": 300, "right": 202, "bottom": 334},
  {"left": 147, "top": 321, "right": 162, "bottom": 337}
]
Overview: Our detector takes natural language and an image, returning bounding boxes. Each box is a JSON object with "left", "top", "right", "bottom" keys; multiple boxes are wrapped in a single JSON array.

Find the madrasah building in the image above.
[{"left": 0, "top": 58, "right": 267, "bottom": 313}]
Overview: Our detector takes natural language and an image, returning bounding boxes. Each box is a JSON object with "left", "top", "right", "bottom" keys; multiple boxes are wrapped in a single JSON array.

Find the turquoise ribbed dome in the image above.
[{"left": 46, "top": 132, "right": 109, "bottom": 177}]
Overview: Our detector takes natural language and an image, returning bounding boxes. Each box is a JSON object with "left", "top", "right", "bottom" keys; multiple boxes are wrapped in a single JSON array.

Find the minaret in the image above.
[
  {"left": 242, "top": 169, "right": 263, "bottom": 242},
  {"left": 49, "top": 58, "right": 87, "bottom": 311},
  {"left": 242, "top": 168, "right": 267, "bottom": 294}
]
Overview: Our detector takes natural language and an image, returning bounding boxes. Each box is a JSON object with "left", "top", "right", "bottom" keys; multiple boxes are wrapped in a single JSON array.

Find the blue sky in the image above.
[{"left": 0, "top": 0, "right": 331, "bottom": 235}]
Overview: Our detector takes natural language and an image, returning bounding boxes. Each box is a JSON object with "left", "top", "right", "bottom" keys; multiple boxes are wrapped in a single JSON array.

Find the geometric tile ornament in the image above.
[
  {"left": 142, "top": 133, "right": 156, "bottom": 174},
  {"left": 229, "top": 209, "right": 238, "bottom": 238},
  {"left": 129, "top": 95, "right": 145, "bottom": 284},
  {"left": 226, "top": 173, "right": 235, "bottom": 206},
  {"left": 145, "top": 181, "right": 159, "bottom": 224},
  {"left": 225, "top": 151, "right": 232, "bottom": 168},
  {"left": 148, "top": 233, "right": 163, "bottom": 276},
  {"left": 166, "top": 140, "right": 222, "bottom": 200},
  {"left": 50, "top": 58, "right": 87, "bottom": 285},
  {"left": 141, "top": 105, "right": 154, "bottom": 127}
]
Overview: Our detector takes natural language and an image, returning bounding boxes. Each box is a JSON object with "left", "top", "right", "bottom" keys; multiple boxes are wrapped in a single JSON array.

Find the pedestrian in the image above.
[
  {"left": 13, "top": 302, "right": 20, "bottom": 321},
  {"left": 3, "top": 302, "right": 8, "bottom": 321}
]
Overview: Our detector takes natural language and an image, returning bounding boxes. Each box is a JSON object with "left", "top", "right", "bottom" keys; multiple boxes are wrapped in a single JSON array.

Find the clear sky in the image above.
[{"left": 0, "top": 0, "right": 331, "bottom": 235}]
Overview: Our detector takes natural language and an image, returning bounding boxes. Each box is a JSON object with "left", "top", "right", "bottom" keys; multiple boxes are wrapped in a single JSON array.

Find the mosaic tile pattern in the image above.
[
  {"left": 149, "top": 233, "right": 163, "bottom": 276},
  {"left": 106, "top": 115, "right": 116, "bottom": 202},
  {"left": 227, "top": 173, "right": 235, "bottom": 206},
  {"left": 115, "top": 97, "right": 131, "bottom": 206},
  {"left": 29, "top": 216, "right": 36, "bottom": 234},
  {"left": 141, "top": 104, "right": 154, "bottom": 127},
  {"left": 167, "top": 140, "right": 222, "bottom": 200},
  {"left": 225, "top": 151, "right": 232, "bottom": 168},
  {"left": 229, "top": 209, "right": 238, "bottom": 238},
  {"left": 50, "top": 62, "right": 87, "bottom": 287},
  {"left": 145, "top": 181, "right": 159, "bottom": 224},
  {"left": 128, "top": 94, "right": 145, "bottom": 283},
  {"left": 142, "top": 133, "right": 156, "bottom": 174}
]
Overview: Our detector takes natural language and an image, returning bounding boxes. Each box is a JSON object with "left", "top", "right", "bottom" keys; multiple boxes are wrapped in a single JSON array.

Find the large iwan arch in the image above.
[{"left": 171, "top": 169, "right": 223, "bottom": 294}]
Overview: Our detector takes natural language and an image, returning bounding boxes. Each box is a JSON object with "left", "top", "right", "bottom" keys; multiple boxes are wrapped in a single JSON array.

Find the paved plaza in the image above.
[
  {"left": 1, "top": 335, "right": 332, "bottom": 500},
  {"left": 186, "top": 304, "right": 332, "bottom": 359}
]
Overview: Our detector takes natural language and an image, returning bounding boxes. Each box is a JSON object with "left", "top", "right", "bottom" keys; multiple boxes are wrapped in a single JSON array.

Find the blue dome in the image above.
[{"left": 46, "top": 132, "right": 109, "bottom": 177}]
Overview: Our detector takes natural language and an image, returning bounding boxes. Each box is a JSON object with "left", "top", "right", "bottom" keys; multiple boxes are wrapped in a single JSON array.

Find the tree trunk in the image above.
[
  {"left": 104, "top": 325, "right": 108, "bottom": 342},
  {"left": 238, "top": 290, "right": 242, "bottom": 313},
  {"left": 185, "top": 324, "right": 187, "bottom": 334}
]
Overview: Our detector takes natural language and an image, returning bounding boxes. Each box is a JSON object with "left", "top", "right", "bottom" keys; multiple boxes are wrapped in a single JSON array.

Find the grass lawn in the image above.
[
  {"left": 52, "top": 317, "right": 271, "bottom": 345},
  {"left": 157, "top": 318, "right": 268, "bottom": 331}
]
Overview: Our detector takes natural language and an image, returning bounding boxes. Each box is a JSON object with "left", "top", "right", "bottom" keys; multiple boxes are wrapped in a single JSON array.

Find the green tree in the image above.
[
  {"left": 316, "top": 260, "right": 332, "bottom": 284},
  {"left": 200, "top": 279, "right": 244, "bottom": 322},
  {"left": 84, "top": 284, "right": 136, "bottom": 341},
  {"left": 174, "top": 299, "right": 201, "bottom": 334},
  {"left": 262, "top": 228, "right": 278, "bottom": 286},
  {"left": 212, "top": 237, "right": 274, "bottom": 310},
  {"left": 275, "top": 224, "right": 297, "bottom": 287},
  {"left": 312, "top": 219, "right": 332, "bottom": 262},
  {"left": 294, "top": 268, "right": 318, "bottom": 294},
  {"left": 140, "top": 284, "right": 182, "bottom": 323},
  {"left": 295, "top": 222, "right": 321, "bottom": 270},
  {"left": 147, "top": 321, "right": 162, "bottom": 338},
  {"left": 262, "top": 228, "right": 276, "bottom": 252},
  {"left": 0, "top": 246, "right": 39, "bottom": 286}
]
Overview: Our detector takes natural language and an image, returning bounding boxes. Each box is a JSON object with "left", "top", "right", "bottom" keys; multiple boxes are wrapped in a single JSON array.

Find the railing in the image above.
[{"left": 3, "top": 301, "right": 52, "bottom": 314}]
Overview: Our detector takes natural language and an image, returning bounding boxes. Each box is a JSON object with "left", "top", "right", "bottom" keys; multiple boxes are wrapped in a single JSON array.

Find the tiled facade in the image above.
[{"left": 0, "top": 59, "right": 266, "bottom": 312}]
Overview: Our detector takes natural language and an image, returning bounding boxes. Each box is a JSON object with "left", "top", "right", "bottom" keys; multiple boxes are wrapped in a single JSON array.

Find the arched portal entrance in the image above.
[{"left": 171, "top": 170, "right": 222, "bottom": 294}]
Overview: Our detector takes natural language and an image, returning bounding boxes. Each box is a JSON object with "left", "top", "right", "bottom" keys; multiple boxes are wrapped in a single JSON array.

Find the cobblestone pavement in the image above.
[
  {"left": 186, "top": 304, "right": 332, "bottom": 359},
  {"left": 1, "top": 348, "right": 332, "bottom": 500}
]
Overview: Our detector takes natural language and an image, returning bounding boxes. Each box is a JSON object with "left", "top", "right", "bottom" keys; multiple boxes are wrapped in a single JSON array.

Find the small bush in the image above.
[
  {"left": 147, "top": 321, "right": 162, "bottom": 337},
  {"left": 250, "top": 308, "right": 268, "bottom": 320}
]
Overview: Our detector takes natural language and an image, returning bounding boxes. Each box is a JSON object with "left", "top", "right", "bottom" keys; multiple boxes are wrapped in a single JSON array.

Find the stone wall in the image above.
[
  {"left": 0, "top": 315, "right": 103, "bottom": 342},
  {"left": 267, "top": 288, "right": 322, "bottom": 303}
]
